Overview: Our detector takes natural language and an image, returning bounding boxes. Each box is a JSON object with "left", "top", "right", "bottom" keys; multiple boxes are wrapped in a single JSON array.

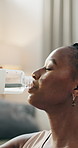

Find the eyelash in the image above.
[{"left": 45, "top": 67, "right": 53, "bottom": 71}]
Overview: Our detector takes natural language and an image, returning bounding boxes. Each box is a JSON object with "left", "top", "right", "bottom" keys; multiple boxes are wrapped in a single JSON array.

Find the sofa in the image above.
[{"left": 0, "top": 99, "right": 39, "bottom": 141}]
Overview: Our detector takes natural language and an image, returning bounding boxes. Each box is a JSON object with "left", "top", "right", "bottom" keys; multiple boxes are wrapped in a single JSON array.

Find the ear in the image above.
[{"left": 73, "top": 85, "right": 78, "bottom": 97}]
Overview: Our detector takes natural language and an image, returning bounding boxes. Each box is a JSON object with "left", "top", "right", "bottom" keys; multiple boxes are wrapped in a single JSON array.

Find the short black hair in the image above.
[
  {"left": 72, "top": 43, "right": 78, "bottom": 49},
  {"left": 70, "top": 43, "right": 78, "bottom": 80}
]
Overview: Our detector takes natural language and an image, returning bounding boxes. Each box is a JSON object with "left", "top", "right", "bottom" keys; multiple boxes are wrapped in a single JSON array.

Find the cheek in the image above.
[
  {"left": 40, "top": 71, "right": 72, "bottom": 90},
  {"left": 39, "top": 73, "right": 72, "bottom": 104}
]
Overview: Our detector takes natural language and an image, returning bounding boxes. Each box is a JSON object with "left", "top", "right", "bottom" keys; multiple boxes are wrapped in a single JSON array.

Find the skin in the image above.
[
  {"left": 1, "top": 46, "right": 78, "bottom": 148},
  {"left": 28, "top": 46, "right": 78, "bottom": 148},
  {"left": 28, "top": 47, "right": 75, "bottom": 110}
]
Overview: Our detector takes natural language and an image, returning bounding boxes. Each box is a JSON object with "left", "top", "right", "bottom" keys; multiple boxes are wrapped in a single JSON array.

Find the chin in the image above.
[{"left": 27, "top": 94, "right": 46, "bottom": 110}]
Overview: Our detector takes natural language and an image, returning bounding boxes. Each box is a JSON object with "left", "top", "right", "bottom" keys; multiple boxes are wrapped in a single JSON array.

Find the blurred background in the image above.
[{"left": 0, "top": 0, "right": 78, "bottom": 139}]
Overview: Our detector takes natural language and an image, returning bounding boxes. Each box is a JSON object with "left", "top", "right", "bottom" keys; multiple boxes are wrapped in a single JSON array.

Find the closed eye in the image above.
[{"left": 45, "top": 67, "right": 54, "bottom": 71}]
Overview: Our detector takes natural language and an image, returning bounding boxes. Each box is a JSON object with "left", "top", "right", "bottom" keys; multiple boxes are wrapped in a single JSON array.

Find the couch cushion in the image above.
[{"left": 0, "top": 100, "right": 39, "bottom": 139}]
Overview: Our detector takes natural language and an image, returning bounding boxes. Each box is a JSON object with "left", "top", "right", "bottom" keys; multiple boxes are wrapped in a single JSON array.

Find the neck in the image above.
[{"left": 46, "top": 99, "right": 78, "bottom": 148}]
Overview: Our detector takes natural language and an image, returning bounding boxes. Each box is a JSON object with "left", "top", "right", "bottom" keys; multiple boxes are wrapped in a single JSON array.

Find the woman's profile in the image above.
[{"left": 1, "top": 43, "right": 78, "bottom": 148}]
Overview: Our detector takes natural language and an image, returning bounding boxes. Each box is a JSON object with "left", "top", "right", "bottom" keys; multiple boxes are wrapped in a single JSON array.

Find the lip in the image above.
[
  {"left": 27, "top": 81, "right": 39, "bottom": 93},
  {"left": 28, "top": 87, "right": 37, "bottom": 93}
]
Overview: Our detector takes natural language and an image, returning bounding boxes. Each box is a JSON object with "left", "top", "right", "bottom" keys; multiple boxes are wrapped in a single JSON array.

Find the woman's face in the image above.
[{"left": 27, "top": 47, "right": 74, "bottom": 110}]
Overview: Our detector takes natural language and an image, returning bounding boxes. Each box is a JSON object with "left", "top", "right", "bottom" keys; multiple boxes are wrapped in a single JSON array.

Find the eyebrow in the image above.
[{"left": 45, "top": 58, "right": 57, "bottom": 66}]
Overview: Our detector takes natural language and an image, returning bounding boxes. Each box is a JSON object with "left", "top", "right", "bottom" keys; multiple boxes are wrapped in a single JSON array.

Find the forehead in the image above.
[{"left": 45, "top": 47, "right": 72, "bottom": 67}]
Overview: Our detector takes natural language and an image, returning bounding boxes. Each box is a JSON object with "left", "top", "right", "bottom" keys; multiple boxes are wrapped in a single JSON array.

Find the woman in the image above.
[{"left": 1, "top": 43, "right": 78, "bottom": 148}]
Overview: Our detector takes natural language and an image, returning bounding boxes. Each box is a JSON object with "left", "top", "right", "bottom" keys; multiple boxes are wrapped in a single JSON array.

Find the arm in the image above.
[{"left": 0, "top": 132, "right": 38, "bottom": 148}]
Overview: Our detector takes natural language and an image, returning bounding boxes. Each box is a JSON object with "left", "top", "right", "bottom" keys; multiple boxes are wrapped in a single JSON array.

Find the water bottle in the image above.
[{"left": 0, "top": 69, "right": 34, "bottom": 94}]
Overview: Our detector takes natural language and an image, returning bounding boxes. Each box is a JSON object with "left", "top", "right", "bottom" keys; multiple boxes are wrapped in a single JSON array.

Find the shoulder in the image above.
[
  {"left": 0, "top": 132, "right": 39, "bottom": 148},
  {"left": 23, "top": 130, "right": 52, "bottom": 148},
  {"left": 0, "top": 130, "right": 51, "bottom": 148}
]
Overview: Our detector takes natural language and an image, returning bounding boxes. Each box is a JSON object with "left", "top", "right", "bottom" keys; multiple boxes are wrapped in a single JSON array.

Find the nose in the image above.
[{"left": 32, "top": 67, "right": 44, "bottom": 80}]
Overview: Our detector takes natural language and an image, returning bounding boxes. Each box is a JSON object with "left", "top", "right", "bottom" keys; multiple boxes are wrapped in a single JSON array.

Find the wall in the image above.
[
  {"left": 0, "top": 0, "right": 50, "bottom": 130},
  {"left": 0, "top": 0, "right": 44, "bottom": 71},
  {"left": 1, "top": 0, "right": 78, "bottom": 131},
  {"left": 72, "top": 0, "right": 78, "bottom": 43}
]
